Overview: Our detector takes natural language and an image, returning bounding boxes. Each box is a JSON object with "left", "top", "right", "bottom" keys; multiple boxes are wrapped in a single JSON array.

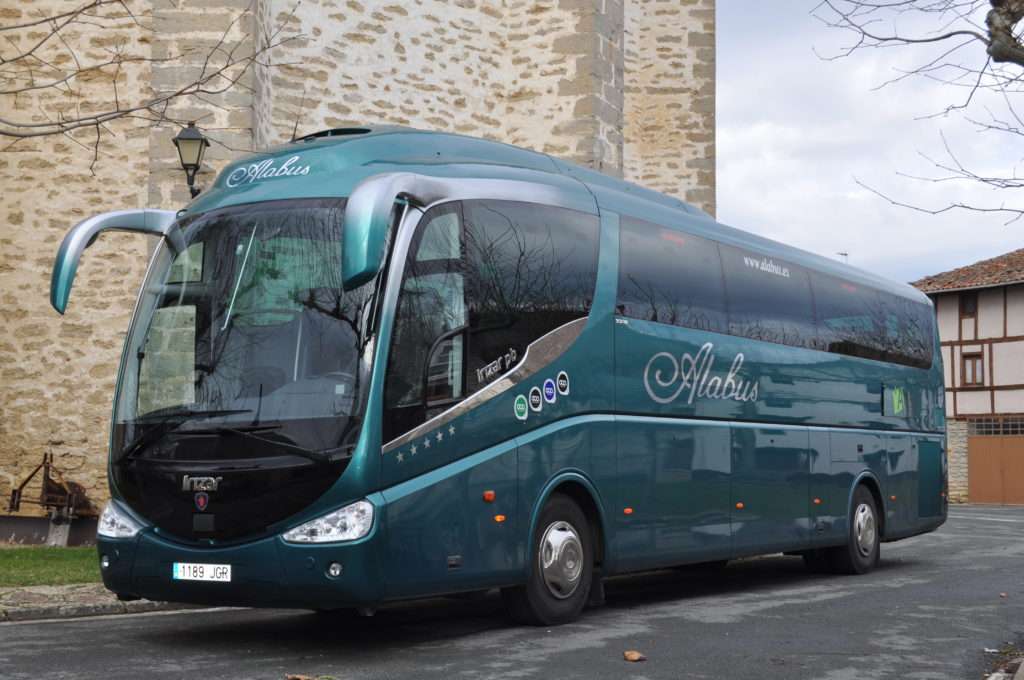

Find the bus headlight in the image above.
[
  {"left": 282, "top": 500, "right": 374, "bottom": 544},
  {"left": 97, "top": 501, "right": 142, "bottom": 539}
]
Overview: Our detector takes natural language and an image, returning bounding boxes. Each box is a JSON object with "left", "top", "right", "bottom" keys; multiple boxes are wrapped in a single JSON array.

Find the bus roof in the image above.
[{"left": 189, "top": 125, "right": 927, "bottom": 305}]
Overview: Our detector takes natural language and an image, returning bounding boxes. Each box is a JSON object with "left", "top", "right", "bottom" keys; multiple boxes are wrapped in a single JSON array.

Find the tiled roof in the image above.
[{"left": 912, "top": 248, "right": 1024, "bottom": 294}]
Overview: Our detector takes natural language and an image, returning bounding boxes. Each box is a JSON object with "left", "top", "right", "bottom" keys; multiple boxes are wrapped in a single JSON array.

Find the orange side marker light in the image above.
[
  {"left": 813, "top": 497, "right": 822, "bottom": 506},
  {"left": 483, "top": 490, "right": 496, "bottom": 503},
  {"left": 494, "top": 514, "right": 506, "bottom": 523},
  {"left": 890, "top": 495, "right": 897, "bottom": 501},
  {"left": 623, "top": 507, "right": 634, "bottom": 515},
  {"left": 735, "top": 502, "right": 745, "bottom": 510}
]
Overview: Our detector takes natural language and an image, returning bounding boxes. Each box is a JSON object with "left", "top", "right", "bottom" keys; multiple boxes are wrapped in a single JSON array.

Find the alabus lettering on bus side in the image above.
[
  {"left": 643, "top": 342, "right": 758, "bottom": 406},
  {"left": 225, "top": 155, "right": 312, "bottom": 188}
]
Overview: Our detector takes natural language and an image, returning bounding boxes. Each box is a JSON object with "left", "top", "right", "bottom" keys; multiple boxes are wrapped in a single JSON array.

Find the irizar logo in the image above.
[
  {"left": 182, "top": 475, "right": 222, "bottom": 492},
  {"left": 644, "top": 342, "right": 758, "bottom": 406}
]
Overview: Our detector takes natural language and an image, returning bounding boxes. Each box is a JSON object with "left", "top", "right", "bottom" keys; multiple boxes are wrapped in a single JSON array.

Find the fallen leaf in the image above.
[
  {"left": 623, "top": 650, "right": 647, "bottom": 662},
  {"left": 286, "top": 675, "right": 315, "bottom": 680}
]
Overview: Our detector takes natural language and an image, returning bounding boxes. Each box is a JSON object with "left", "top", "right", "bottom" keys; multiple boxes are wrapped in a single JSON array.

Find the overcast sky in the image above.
[{"left": 716, "top": 3, "right": 1021, "bottom": 283}]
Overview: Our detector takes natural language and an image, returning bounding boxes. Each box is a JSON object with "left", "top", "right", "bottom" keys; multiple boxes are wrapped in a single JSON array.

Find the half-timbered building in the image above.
[{"left": 913, "top": 249, "right": 1024, "bottom": 504}]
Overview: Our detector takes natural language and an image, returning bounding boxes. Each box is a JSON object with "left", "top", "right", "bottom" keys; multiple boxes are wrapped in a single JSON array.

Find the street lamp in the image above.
[{"left": 172, "top": 122, "right": 209, "bottom": 198}]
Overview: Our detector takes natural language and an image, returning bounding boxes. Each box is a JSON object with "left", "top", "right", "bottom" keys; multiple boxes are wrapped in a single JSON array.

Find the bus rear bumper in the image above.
[{"left": 97, "top": 529, "right": 384, "bottom": 610}]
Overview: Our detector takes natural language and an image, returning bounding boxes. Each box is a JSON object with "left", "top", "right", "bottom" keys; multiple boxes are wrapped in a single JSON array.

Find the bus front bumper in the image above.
[{"left": 97, "top": 528, "right": 384, "bottom": 610}]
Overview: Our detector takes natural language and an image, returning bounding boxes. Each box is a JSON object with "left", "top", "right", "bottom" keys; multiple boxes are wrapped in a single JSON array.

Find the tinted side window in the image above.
[
  {"left": 463, "top": 200, "right": 599, "bottom": 395},
  {"left": 813, "top": 273, "right": 885, "bottom": 360},
  {"left": 616, "top": 218, "right": 728, "bottom": 333},
  {"left": 383, "top": 200, "right": 599, "bottom": 441},
  {"left": 877, "top": 293, "right": 934, "bottom": 368},
  {"left": 384, "top": 205, "right": 466, "bottom": 439},
  {"left": 812, "top": 273, "right": 933, "bottom": 368},
  {"left": 720, "top": 245, "right": 818, "bottom": 349}
]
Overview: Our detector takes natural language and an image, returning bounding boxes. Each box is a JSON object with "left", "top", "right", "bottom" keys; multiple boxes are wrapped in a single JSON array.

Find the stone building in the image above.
[
  {"left": 0, "top": 0, "right": 716, "bottom": 538},
  {"left": 913, "top": 249, "right": 1024, "bottom": 505}
]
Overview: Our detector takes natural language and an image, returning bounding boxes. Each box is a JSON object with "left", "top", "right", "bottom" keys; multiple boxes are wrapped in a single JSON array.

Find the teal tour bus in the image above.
[{"left": 50, "top": 126, "right": 947, "bottom": 625}]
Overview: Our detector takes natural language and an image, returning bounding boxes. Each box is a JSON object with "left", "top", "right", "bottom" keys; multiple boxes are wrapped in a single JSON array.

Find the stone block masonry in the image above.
[
  {"left": 947, "top": 419, "right": 968, "bottom": 502},
  {"left": 0, "top": 0, "right": 716, "bottom": 519}
]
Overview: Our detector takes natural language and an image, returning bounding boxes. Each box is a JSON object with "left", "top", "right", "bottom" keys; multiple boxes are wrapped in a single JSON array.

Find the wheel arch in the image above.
[
  {"left": 850, "top": 470, "right": 887, "bottom": 539},
  {"left": 527, "top": 471, "right": 610, "bottom": 573}
]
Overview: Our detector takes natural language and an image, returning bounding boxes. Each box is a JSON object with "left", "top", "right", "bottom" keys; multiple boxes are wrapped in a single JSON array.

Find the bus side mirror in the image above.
[
  {"left": 342, "top": 173, "right": 451, "bottom": 291},
  {"left": 51, "top": 209, "right": 179, "bottom": 314},
  {"left": 341, "top": 171, "right": 586, "bottom": 291}
]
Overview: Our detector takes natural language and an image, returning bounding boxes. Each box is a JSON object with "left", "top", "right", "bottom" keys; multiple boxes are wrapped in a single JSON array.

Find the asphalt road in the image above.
[{"left": 2, "top": 505, "right": 1022, "bottom": 680}]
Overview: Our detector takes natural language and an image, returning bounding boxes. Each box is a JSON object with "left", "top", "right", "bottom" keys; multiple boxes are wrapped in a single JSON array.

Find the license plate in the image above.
[{"left": 172, "top": 562, "right": 232, "bottom": 582}]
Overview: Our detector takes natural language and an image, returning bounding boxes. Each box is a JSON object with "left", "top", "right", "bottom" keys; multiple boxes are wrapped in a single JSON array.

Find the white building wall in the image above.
[
  {"left": 1009, "top": 284, "right": 1024, "bottom": 336},
  {"left": 978, "top": 288, "right": 1004, "bottom": 339},
  {"left": 936, "top": 294, "right": 959, "bottom": 340},
  {"left": 992, "top": 341, "right": 1024, "bottom": 386},
  {"left": 961, "top": 318, "right": 975, "bottom": 341},
  {"left": 956, "top": 390, "right": 991, "bottom": 415},
  {"left": 994, "top": 389, "right": 1024, "bottom": 413}
]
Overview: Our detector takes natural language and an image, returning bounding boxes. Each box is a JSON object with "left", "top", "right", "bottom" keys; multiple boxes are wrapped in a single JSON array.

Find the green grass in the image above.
[{"left": 0, "top": 546, "right": 101, "bottom": 587}]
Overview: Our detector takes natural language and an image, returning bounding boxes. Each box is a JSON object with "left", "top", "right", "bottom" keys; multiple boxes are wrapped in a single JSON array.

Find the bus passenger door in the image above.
[{"left": 730, "top": 425, "right": 811, "bottom": 555}]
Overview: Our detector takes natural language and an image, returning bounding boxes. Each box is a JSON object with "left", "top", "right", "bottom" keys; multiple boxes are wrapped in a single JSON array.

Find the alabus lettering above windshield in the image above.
[
  {"left": 225, "top": 155, "right": 312, "bottom": 187},
  {"left": 643, "top": 342, "right": 758, "bottom": 406}
]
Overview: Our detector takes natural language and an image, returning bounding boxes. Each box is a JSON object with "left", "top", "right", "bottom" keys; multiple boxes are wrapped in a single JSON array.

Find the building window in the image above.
[
  {"left": 962, "top": 352, "right": 984, "bottom": 386},
  {"left": 960, "top": 291, "right": 978, "bottom": 319},
  {"left": 969, "top": 417, "right": 1024, "bottom": 436}
]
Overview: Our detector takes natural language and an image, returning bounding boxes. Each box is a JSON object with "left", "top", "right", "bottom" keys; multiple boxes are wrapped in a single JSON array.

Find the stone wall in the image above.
[
  {"left": 0, "top": 0, "right": 155, "bottom": 517},
  {"left": 624, "top": 0, "right": 715, "bottom": 214},
  {"left": 0, "top": 0, "right": 257, "bottom": 518},
  {"left": 947, "top": 418, "right": 969, "bottom": 503},
  {"left": 0, "top": 0, "right": 716, "bottom": 518}
]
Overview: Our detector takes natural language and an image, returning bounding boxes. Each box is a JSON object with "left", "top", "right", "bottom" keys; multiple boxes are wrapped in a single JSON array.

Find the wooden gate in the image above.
[{"left": 968, "top": 435, "right": 1024, "bottom": 505}]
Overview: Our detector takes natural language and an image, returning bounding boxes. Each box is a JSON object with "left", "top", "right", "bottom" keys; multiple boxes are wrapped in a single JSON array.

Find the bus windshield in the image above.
[{"left": 112, "top": 198, "right": 374, "bottom": 463}]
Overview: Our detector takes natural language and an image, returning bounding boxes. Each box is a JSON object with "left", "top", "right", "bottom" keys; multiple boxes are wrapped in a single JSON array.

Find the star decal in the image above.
[
  {"left": 423, "top": 437, "right": 431, "bottom": 449},
  {"left": 396, "top": 452, "right": 405, "bottom": 463},
  {"left": 410, "top": 444, "right": 418, "bottom": 455},
  {"left": 436, "top": 430, "right": 443, "bottom": 442},
  {"left": 448, "top": 424, "right": 456, "bottom": 436}
]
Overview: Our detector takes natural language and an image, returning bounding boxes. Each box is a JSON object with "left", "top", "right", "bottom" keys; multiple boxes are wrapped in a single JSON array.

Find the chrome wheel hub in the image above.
[
  {"left": 854, "top": 502, "right": 876, "bottom": 558},
  {"left": 539, "top": 520, "right": 584, "bottom": 599}
]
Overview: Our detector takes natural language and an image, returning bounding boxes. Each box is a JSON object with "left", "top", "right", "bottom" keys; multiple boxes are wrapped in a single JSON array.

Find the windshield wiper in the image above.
[
  {"left": 120, "top": 408, "right": 254, "bottom": 461},
  {"left": 180, "top": 425, "right": 352, "bottom": 466},
  {"left": 134, "top": 407, "right": 253, "bottom": 423}
]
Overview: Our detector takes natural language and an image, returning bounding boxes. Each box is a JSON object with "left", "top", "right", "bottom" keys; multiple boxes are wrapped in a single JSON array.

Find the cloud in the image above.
[{"left": 716, "top": 4, "right": 1021, "bottom": 283}]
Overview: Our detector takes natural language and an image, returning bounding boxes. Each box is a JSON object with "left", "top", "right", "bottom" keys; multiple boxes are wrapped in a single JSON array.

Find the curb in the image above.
[{"left": 1, "top": 599, "right": 194, "bottom": 623}]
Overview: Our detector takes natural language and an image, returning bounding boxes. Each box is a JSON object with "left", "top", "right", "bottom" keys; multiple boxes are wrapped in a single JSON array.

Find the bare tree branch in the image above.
[
  {"left": 0, "top": 0, "right": 302, "bottom": 165},
  {"left": 815, "top": 1, "right": 1024, "bottom": 216}
]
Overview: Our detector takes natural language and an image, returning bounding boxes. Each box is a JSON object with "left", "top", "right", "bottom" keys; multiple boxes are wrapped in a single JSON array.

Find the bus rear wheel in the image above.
[
  {"left": 502, "top": 494, "right": 593, "bottom": 626},
  {"left": 827, "top": 484, "right": 880, "bottom": 575}
]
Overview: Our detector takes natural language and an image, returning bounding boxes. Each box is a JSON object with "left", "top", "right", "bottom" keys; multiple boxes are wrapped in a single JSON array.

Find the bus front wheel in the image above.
[{"left": 502, "top": 494, "right": 593, "bottom": 626}]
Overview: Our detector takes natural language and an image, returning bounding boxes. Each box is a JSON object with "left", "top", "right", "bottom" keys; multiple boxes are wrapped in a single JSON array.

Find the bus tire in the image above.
[
  {"left": 502, "top": 493, "right": 593, "bottom": 626},
  {"left": 828, "top": 484, "right": 880, "bottom": 575}
]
